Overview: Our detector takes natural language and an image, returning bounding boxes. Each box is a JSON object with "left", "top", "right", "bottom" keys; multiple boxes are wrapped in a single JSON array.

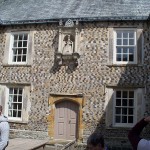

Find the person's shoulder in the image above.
[
  {"left": 0, "top": 115, "right": 8, "bottom": 122},
  {"left": 137, "top": 139, "right": 150, "bottom": 150}
]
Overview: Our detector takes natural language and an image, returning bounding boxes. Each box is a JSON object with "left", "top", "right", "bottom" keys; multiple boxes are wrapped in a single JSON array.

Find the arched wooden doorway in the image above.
[{"left": 47, "top": 94, "right": 85, "bottom": 142}]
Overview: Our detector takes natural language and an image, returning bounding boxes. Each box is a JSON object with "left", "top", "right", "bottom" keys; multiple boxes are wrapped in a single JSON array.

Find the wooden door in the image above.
[{"left": 54, "top": 101, "right": 78, "bottom": 140}]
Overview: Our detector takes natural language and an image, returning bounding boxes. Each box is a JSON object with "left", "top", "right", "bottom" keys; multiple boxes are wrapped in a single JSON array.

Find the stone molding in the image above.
[{"left": 47, "top": 94, "right": 85, "bottom": 142}]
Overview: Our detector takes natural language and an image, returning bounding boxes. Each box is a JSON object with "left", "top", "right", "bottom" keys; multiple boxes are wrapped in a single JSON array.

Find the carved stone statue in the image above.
[{"left": 63, "top": 35, "right": 73, "bottom": 54}]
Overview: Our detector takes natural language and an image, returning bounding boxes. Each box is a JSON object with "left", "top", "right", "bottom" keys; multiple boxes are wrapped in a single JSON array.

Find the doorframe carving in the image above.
[{"left": 47, "top": 93, "right": 85, "bottom": 142}]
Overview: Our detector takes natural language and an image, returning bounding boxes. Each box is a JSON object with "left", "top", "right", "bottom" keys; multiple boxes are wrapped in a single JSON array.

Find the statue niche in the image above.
[{"left": 62, "top": 35, "right": 74, "bottom": 55}]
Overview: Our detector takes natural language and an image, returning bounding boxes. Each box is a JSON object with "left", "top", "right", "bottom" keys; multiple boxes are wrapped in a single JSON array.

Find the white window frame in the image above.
[
  {"left": 113, "top": 89, "right": 137, "bottom": 127},
  {"left": 5, "top": 86, "right": 24, "bottom": 121},
  {"left": 113, "top": 29, "right": 137, "bottom": 64},
  {"left": 9, "top": 31, "right": 29, "bottom": 65}
]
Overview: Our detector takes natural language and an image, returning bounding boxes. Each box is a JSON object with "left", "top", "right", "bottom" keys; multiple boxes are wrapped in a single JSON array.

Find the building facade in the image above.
[{"left": 0, "top": 0, "right": 150, "bottom": 148}]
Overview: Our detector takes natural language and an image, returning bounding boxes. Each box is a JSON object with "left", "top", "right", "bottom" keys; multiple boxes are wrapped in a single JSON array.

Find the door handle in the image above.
[{"left": 69, "top": 120, "right": 71, "bottom": 124}]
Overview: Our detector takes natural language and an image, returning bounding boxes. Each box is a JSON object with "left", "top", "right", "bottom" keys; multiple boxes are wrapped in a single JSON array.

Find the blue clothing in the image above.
[
  {"left": 0, "top": 115, "right": 9, "bottom": 150},
  {"left": 138, "top": 139, "right": 150, "bottom": 150}
]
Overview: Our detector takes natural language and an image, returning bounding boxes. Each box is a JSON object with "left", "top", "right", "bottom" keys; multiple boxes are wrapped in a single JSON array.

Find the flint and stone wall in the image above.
[{"left": 0, "top": 21, "right": 150, "bottom": 147}]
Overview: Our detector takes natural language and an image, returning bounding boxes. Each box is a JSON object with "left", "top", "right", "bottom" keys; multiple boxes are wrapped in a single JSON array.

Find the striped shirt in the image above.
[{"left": 0, "top": 115, "right": 9, "bottom": 150}]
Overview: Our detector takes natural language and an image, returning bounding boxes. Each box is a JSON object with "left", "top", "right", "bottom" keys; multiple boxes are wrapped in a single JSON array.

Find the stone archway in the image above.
[{"left": 47, "top": 94, "right": 85, "bottom": 142}]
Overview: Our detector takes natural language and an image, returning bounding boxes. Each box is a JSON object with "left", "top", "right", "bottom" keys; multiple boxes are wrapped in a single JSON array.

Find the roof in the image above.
[{"left": 0, "top": 0, "right": 150, "bottom": 25}]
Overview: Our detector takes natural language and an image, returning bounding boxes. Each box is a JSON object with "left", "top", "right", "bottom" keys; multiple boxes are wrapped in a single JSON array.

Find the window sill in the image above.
[
  {"left": 3, "top": 64, "right": 31, "bottom": 67},
  {"left": 106, "top": 84, "right": 144, "bottom": 88},
  {"left": 106, "top": 63, "right": 143, "bottom": 67},
  {"left": 8, "top": 120, "right": 28, "bottom": 124},
  {"left": 106, "top": 126, "right": 131, "bottom": 130}
]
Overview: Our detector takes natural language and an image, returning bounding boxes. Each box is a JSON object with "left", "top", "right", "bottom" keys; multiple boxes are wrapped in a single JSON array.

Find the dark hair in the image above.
[
  {"left": 87, "top": 132, "right": 105, "bottom": 148},
  {"left": 0, "top": 105, "right": 2, "bottom": 112}
]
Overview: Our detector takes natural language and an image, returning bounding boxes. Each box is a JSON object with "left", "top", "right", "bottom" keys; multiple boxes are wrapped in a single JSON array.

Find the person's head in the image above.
[
  {"left": 87, "top": 132, "right": 105, "bottom": 150},
  {"left": 0, "top": 105, "right": 2, "bottom": 115}
]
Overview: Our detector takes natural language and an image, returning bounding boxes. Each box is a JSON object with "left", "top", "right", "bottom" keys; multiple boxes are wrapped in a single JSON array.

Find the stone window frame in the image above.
[
  {"left": 3, "top": 30, "right": 34, "bottom": 66},
  {"left": 113, "top": 28, "right": 137, "bottom": 64},
  {"left": 0, "top": 84, "right": 31, "bottom": 123},
  {"left": 105, "top": 87, "right": 145, "bottom": 128}
]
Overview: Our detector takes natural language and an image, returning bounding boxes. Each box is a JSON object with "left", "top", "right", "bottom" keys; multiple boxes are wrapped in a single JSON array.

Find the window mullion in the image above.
[
  {"left": 115, "top": 29, "right": 136, "bottom": 64},
  {"left": 11, "top": 32, "right": 28, "bottom": 64},
  {"left": 114, "top": 89, "right": 135, "bottom": 126},
  {"left": 8, "top": 87, "right": 23, "bottom": 120}
]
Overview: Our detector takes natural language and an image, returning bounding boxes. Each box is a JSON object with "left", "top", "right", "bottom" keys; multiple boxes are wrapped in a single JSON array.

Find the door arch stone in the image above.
[{"left": 47, "top": 94, "right": 85, "bottom": 142}]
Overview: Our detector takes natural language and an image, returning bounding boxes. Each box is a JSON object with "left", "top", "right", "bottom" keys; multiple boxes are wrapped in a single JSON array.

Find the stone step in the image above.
[{"left": 43, "top": 143, "right": 65, "bottom": 150}]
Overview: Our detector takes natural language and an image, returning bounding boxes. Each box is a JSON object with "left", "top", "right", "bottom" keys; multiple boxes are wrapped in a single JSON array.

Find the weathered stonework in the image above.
[
  {"left": 48, "top": 94, "right": 85, "bottom": 142},
  {"left": 0, "top": 21, "right": 150, "bottom": 148}
]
